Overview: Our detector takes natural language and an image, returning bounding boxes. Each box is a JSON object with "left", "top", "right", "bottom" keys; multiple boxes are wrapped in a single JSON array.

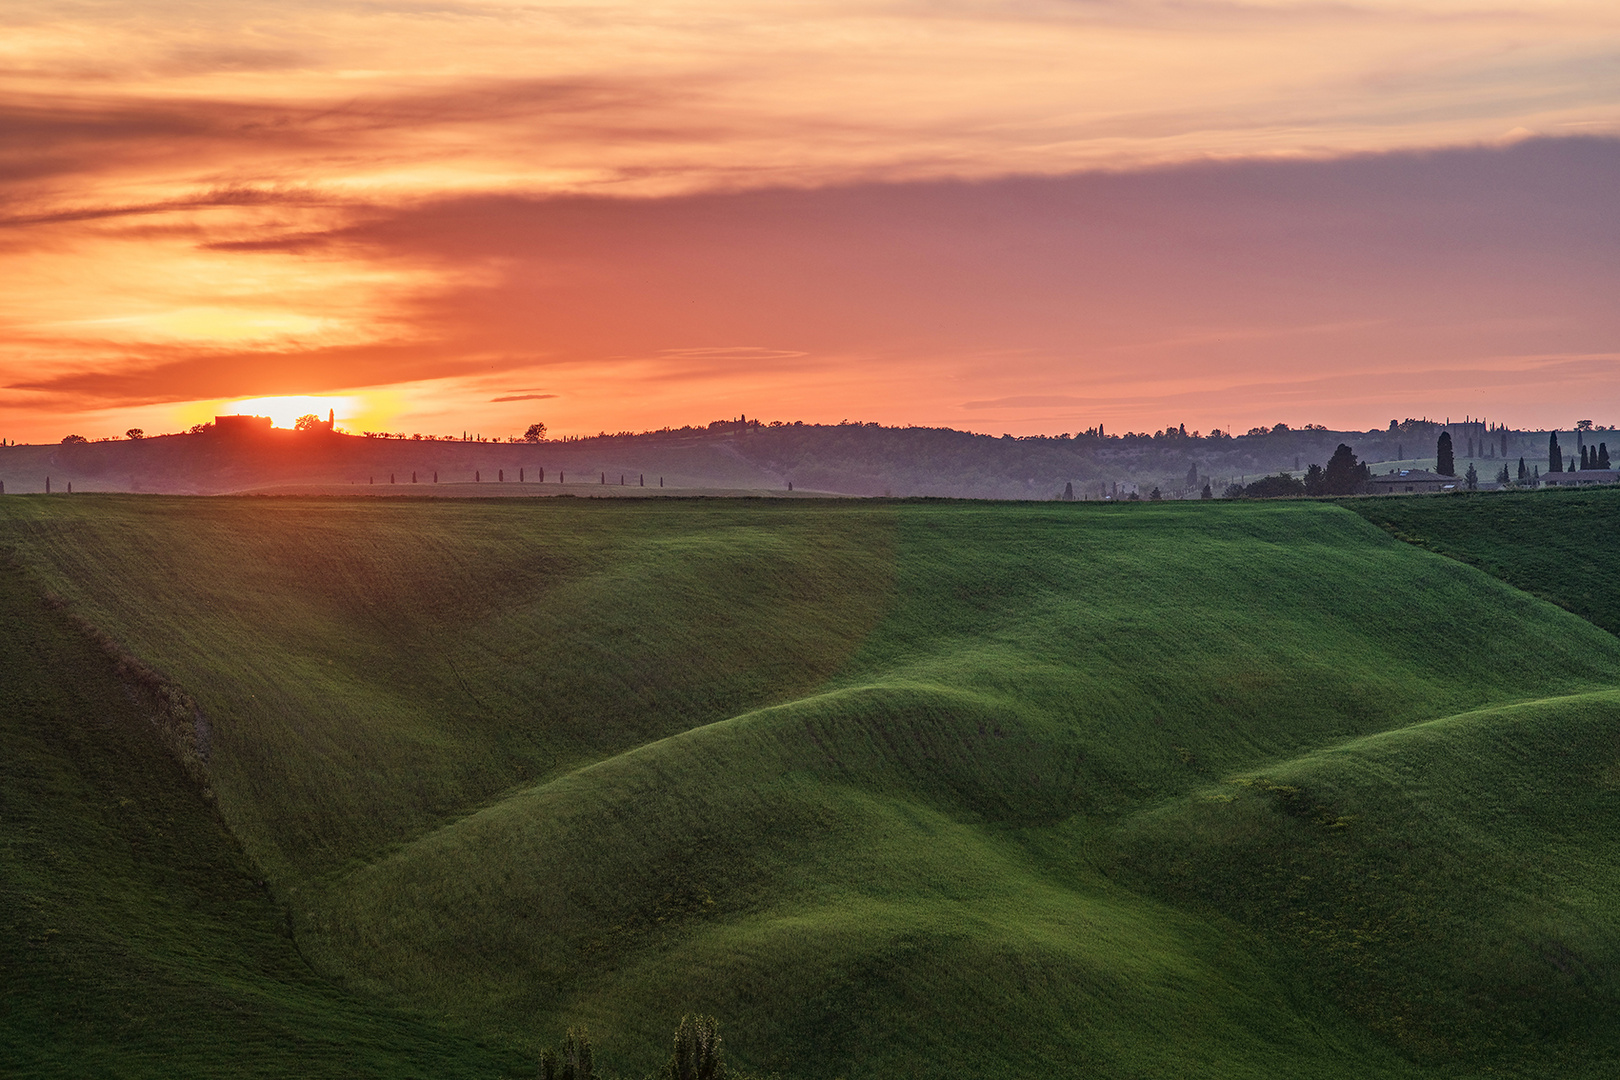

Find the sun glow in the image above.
[{"left": 221, "top": 396, "right": 361, "bottom": 430}]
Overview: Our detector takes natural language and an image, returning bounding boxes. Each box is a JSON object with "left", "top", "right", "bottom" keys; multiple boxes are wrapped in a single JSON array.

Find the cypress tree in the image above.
[
  {"left": 1518, "top": 456, "right": 1527, "bottom": 480},
  {"left": 1602, "top": 443, "right": 1613, "bottom": 470},
  {"left": 1436, "top": 431, "right": 1455, "bottom": 476},
  {"left": 665, "top": 1015, "right": 724, "bottom": 1080},
  {"left": 562, "top": 1028, "right": 595, "bottom": 1080},
  {"left": 1581, "top": 445, "right": 1590, "bottom": 470},
  {"left": 1550, "top": 431, "right": 1563, "bottom": 472}
]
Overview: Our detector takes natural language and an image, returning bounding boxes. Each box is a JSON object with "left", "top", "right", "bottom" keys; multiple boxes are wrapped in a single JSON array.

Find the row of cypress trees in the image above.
[
  {"left": 1436, "top": 430, "right": 1611, "bottom": 478},
  {"left": 1546, "top": 431, "right": 1612, "bottom": 473}
]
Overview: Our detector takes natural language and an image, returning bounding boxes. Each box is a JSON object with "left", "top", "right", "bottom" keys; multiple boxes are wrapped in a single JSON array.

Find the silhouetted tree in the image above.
[
  {"left": 1465, "top": 462, "right": 1478, "bottom": 490},
  {"left": 1496, "top": 463, "right": 1511, "bottom": 485},
  {"left": 1602, "top": 443, "right": 1613, "bottom": 469},
  {"left": 524, "top": 422, "right": 548, "bottom": 442},
  {"left": 1436, "top": 431, "right": 1455, "bottom": 476},
  {"left": 61, "top": 434, "right": 87, "bottom": 444},
  {"left": 1148, "top": 487, "right": 1162, "bottom": 501},
  {"left": 1549, "top": 431, "right": 1563, "bottom": 472},
  {"left": 1237, "top": 474, "right": 1306, "bottom": 498},
  {"left": 1518, "top": 456, "right": 1527, "bottom": 480},
  {"left": 294, "top": 414, "right": 323, "bottom": 432},
  {"left": 1062, "top": 481, "right": 1074, "bottom": 501},
  {"left": 1185, "top": 462, "right": 1199, "bottom": 490},
  {"left": 1321, "top": 444, "right": 1371, "bottom": 495},
  {"left": 125, "top": 428, "right": 144, "bottom": 440},
  {"left": 1581, "top": 445, "right": 1591, "bottom": 470},
  {"left": 1303, "top": 463, "right": 1325, "bottom": 495},
  {"left": 1201, "top": 483, "right": 1213, "bottom": 499}
]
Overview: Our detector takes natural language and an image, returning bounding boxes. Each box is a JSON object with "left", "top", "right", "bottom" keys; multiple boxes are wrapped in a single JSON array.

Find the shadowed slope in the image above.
[{"left": 0, "top": 560, "right": 525, "bottom": 1079}]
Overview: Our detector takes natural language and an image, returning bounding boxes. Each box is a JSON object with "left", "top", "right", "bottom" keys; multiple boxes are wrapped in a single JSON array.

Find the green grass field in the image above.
[
  {"left": 4, "top": 494, "right": 1620, "bottom": 1078},
  {"left": 1348, "top": 485, "right": 1620, "bottom": 635}
]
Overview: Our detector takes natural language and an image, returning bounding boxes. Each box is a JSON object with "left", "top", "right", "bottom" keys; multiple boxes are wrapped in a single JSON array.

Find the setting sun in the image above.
[{"left": 220, "top": 396, "right": 360, "bottom": 430}]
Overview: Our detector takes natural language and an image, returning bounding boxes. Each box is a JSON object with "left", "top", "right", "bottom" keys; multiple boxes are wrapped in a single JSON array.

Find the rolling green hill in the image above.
[
  {"left": 4, "top": 495, "right": 1620, "bottom": 1078},
  {"left": 0, "top": 557, "right": 528, "bottom": 1079},
  {"left": 1348, "top": 486, "right": 1620, "bottom": 635}
]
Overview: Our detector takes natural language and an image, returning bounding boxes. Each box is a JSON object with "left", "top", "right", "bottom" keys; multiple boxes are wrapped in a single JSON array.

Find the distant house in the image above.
[
  {"left": 213, "top": 414, "right": 272, "bottom": 435},
  {"left": 1365, "top": 469, "right": 1460, "bottom": 494},
  {"left": 1539, "top": 469, "right": 1618, "bottom": 488}
]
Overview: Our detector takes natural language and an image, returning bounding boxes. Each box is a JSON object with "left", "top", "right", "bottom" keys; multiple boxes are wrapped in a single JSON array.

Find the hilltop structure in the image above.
[
  {"left": 212, "top": 414, "right": 272, "bottom": 435},
  {"left": 1539, "top": 469, "right": 1620, "bottom": 488},
  {"left": 1365, "top": 469, "right": 1460, "bottom": 494}
]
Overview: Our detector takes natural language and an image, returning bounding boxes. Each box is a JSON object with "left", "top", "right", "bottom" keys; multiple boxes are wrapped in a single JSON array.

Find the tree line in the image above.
[{"left": 1223, "top": 444, "right": 1371, "bottom": 498}]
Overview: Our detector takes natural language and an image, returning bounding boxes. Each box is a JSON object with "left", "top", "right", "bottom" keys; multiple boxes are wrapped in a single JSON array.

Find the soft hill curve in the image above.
[
  {"left": 1117, "top": 689, "right": 1620, "bottom": 1076},
  {"left": 3, "top": 496, "right": 1619, "bottom": 1077}
]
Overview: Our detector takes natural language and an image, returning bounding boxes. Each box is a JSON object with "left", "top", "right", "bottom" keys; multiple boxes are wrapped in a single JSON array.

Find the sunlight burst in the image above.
[{"left": 224, "top": 396, "right": 359, "bottom": 429}]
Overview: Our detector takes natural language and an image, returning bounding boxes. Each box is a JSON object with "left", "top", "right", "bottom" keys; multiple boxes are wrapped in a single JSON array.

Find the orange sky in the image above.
[{"left": 3, "top": 0, "right": 1618, "bottom": 442}]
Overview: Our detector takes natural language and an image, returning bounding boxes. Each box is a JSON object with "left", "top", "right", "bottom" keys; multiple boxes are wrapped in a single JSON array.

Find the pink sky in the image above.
[{"left": 2, "top": 0, "right": 1618, "bottom": 442}]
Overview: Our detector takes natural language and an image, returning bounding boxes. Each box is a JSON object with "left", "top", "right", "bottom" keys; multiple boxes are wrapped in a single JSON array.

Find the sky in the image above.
[{"left": 2, "top": 0, "right": 1617, "bottom": 442}]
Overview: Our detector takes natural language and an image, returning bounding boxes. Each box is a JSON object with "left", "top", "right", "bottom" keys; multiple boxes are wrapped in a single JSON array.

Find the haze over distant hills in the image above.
[{"left": 0, "top": 416, "right": 1591, "bottom": 500}]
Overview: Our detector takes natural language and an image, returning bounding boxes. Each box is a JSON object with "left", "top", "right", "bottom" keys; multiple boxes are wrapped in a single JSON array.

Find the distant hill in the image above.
[
  {"left": 0, "top": 417, "right": 1582, "bottom": 499},
  {"left": 6, "top": 494, "right": 1620, "bottom": 1078}
]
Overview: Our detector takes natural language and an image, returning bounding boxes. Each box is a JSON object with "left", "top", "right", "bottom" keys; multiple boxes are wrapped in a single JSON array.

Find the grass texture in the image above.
[
  {"left": 4, "top": 495, "right": 1620, "bottom": 1078},
  {"left": 1348, "top": 485, "right": 1620, "bottom": 635},
  {"left": 0, "top": 558, "right": 528, "bottom": 1078}
]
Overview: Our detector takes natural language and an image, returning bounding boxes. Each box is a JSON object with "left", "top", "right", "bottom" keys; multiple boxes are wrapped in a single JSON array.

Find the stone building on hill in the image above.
[
  {"left": 1365, "top": 469, "right": 1460, "bottom": 494},
  {"left": 1539, "top": 469, "right": 1619, "bottom": 488}
]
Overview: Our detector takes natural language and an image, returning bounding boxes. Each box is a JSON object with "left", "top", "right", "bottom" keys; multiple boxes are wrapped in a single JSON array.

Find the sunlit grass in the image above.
[{"left": 4, "top": 496, "right": 1620, "bottom": 1077}]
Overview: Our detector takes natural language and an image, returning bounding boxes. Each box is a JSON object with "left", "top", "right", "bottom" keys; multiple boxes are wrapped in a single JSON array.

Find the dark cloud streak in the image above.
[{"left": 9, "top": 137, "right": 1619, "bottom": 427}]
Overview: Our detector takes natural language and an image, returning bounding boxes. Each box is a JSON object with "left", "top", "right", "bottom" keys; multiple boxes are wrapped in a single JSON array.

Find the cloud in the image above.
[
  {"left": 3, "top": 136, "right": 1619, "bottom": 438},
  {"left": 490, "top": 392, "right": 557, "bottom": 402}
]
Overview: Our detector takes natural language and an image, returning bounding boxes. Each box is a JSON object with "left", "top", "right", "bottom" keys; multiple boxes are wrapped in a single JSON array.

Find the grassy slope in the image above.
[
  {"left": 1346, "top": 486, "right": 1620, "bottom": 635},
  {"left": 0, "top": 559, "right": 526, "bottom": 1079},
  {"left": 0, "top": 497, "right": 895, "bottom": 882},
  {"left": 1117, "top": 690, "right": 1620, "bottom": 1075},
  {"left": 4, "top": 496, "right": 1620, "bottom": 1077}
]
